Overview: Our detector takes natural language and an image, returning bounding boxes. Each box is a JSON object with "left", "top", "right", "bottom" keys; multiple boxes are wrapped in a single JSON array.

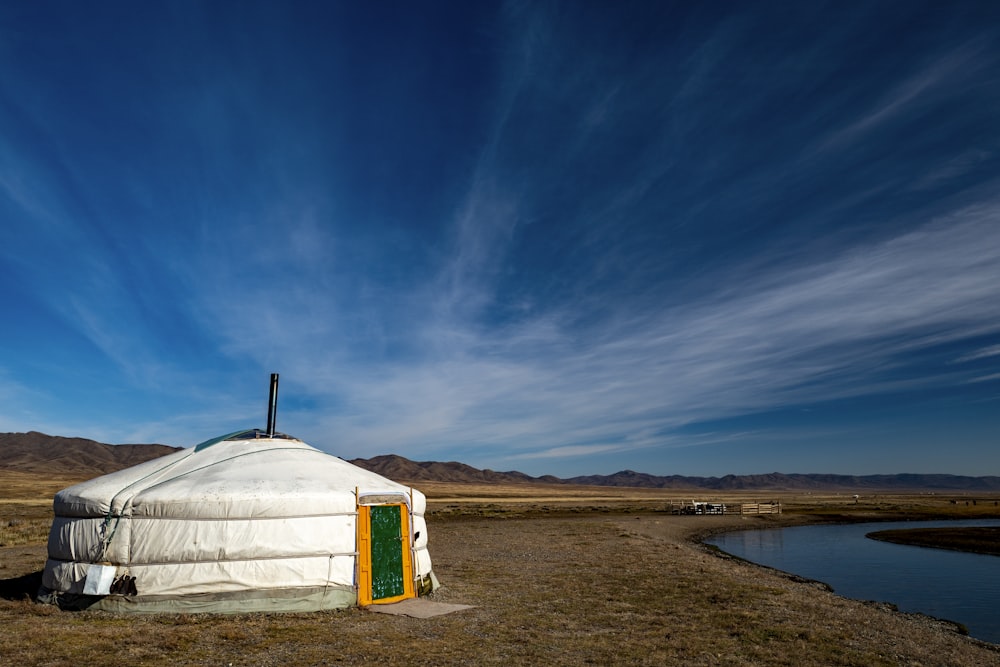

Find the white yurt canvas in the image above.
[{"left": 39, "top": 428, "right": 437, "bottom": 613}]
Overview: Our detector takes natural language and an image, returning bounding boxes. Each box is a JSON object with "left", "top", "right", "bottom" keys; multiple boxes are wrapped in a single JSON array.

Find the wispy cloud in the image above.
[
  {"left": 515, "top": 444, "right": 628, "bottom": 460},
  {"left": 3, "top": 3, "right": 997, "bottom": 476},
  {"left": 956, "top": 345, "right": 1000, "bottom": 363},
  {"left": 817, "top": 38, "right": 990, "bottom": 152},
  {"left": 162, "top": 6, "right": 1000, "bottom": 469},
  {"left": 267, "top": 196, "right": 1000, "bottom": 467},
  {"left": 967, "top": 373, "right": 1000, "bottom": 384}
]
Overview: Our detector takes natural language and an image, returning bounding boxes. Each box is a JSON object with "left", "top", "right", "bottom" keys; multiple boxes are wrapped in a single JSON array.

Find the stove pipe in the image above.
[{"left": 265, "top": 373, "right": 279, "bottom": 437}]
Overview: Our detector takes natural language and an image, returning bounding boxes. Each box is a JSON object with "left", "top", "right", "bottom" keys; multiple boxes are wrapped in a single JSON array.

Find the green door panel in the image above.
[{"left": 370, "top": 505, "right": 405, "bottom": 600}]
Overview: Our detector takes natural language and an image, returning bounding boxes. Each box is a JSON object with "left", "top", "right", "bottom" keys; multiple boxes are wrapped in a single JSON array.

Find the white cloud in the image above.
[
  {"left": 956, "top": 345, "right": 1000, "bottom": 363},
  {"left": 260, "top": 195, "right": 1000, "bottom": 466},
  {"left": 513, "top": 444, "right": 627, "bottom": 460},
  {"left": 818, "top": 40, "right": 989, "bottom": 152},
  {"left": 967, "top": 373, "right": 1000, "bottom": 384}
]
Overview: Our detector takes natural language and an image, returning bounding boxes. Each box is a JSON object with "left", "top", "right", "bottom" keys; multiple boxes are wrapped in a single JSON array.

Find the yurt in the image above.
[{"left": 39, "top": 381, "right": 437, "bottom": 613}]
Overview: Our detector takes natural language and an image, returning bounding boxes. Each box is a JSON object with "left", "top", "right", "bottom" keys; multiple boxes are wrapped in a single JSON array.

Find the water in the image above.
[{"left": 706, "top": 519, "right": 1000, "bottom": 644}]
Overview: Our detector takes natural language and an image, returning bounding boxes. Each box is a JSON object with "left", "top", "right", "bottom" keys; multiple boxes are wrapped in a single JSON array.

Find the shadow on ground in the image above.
[{"left": 0, "top": 570, "right": 41, "bottom": 601}]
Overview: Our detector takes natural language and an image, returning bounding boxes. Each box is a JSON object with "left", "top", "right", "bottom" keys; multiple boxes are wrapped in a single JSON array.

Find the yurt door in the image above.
[{"left": 357, "top": 503, "right": 415, "bottom": 605}]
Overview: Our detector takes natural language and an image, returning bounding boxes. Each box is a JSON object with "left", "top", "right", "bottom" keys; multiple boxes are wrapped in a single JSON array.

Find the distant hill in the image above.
[
  {"left": 350, "top": 455, "right": 1000, "bottom": 492},
  {"left": 0, "top": 432, "right": 180, "bottom": 476},
  {"left": 3, "top": 432, "right": 999, "bottom": 491},
  {"left": 558, "top": 470, "right": 1000, "bottom": 492},
  {"left": 346, "top": 454, "right": 550, "bottom": 485}
]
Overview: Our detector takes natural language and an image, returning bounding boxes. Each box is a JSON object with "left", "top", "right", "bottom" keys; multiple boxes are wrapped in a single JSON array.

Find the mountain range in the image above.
[
  {"left": 3, "top": 431, "right": 999, "bottom": 492},
  {"left": 0, "top": 431, "right": 180, "bottom": 475}
]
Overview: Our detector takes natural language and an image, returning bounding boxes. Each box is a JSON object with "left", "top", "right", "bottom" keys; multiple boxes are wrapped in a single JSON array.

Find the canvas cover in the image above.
[{"left": 40, "top": 431, "right": 435, "bottom": 613}]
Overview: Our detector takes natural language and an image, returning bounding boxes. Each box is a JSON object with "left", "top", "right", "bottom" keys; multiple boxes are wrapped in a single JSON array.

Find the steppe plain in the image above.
[{"left": 2, "top": 471, "right": 999, "bottom": 666}]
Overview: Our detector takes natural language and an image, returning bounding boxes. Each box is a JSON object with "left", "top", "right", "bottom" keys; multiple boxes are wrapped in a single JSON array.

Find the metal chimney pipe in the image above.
[{"left": 266, "top": 373, "right": 279, "bottom": 437}]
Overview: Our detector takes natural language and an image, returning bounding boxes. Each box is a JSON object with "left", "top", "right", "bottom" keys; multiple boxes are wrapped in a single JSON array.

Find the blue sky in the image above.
[{"left": 2, "top": 2, "right": 999, "bottom": 477}]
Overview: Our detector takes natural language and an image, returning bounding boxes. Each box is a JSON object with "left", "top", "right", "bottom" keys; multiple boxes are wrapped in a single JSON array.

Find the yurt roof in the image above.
[{"left": 54, "top": 430, "right": 421, "bottom": 520}]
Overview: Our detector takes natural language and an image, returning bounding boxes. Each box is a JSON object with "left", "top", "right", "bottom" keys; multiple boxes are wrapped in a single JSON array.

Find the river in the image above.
[{"left": 706, "top": 519, "right": 1000, "bottom": 644}]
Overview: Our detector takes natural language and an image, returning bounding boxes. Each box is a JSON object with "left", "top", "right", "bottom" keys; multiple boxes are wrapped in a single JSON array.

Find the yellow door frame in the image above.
[{"left": 356, "top": 501, "right": 415, "bottom": 606}]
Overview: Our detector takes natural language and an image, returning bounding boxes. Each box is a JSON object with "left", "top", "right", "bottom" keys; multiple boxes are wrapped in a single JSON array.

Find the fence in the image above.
[{"left": 669, "top": 501, "right": 781, "bottom": 515}]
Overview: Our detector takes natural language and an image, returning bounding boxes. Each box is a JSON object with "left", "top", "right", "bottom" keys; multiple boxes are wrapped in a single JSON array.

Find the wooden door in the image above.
[{"left": 357, "top": 503, "right": 414, "bottom": 605}]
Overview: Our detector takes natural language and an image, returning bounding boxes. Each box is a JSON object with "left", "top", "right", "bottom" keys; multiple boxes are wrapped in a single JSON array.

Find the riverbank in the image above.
[
  {"left": 2, "top": 489, "right": 1000, "bottom": 665},
  {"left": 867, "top": 526, "right": 1000, "bottom": 556}
]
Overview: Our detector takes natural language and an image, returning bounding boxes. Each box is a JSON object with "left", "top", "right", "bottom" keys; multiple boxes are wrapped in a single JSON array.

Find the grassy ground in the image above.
[{"left": 2, "top": 475, "right": 999, "bottom": 666}]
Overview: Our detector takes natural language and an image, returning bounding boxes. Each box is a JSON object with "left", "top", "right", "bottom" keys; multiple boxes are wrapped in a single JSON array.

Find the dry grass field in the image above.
[{"left": 2, "top": 472, "right": 999, "bottom": 666}]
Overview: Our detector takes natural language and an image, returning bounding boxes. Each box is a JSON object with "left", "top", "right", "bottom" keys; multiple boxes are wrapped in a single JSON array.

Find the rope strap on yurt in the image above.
[{"left": 95, "top": 450, "right": 199, "bottom": 561}]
